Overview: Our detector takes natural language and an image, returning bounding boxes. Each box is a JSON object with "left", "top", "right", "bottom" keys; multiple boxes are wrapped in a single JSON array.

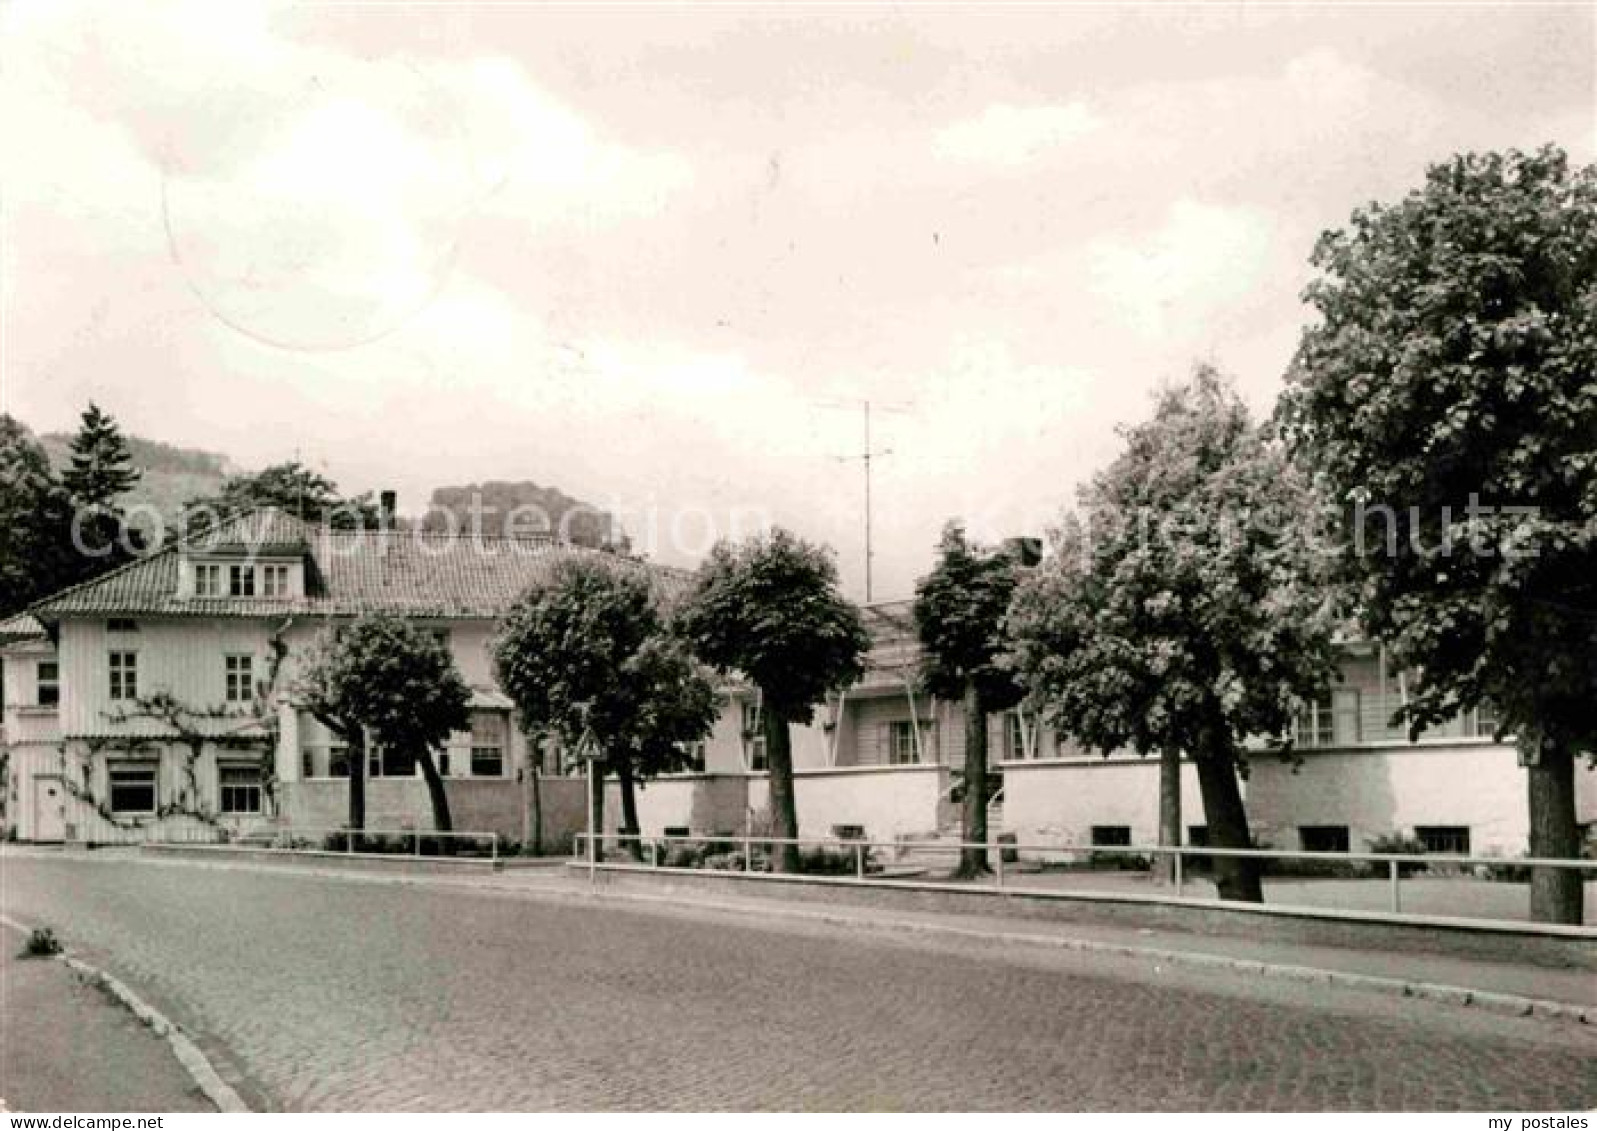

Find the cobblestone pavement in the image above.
[{"left": 2, "top": 853, "right": 1593, "bottom": 1111}]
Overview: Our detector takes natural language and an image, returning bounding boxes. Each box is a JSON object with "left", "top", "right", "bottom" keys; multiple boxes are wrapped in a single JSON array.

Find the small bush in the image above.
[
  {"left": 664, "top": 842, "right": 708, "bottom": 869},
  {"left": 795, "top": 846, "right": 862, "bottom": 876},
  {"left": 1366, "top": 833, "right": 1429, "bottom": 876},
  {"left": 22, "top": 927, "right": 62, "bottom": 958}
]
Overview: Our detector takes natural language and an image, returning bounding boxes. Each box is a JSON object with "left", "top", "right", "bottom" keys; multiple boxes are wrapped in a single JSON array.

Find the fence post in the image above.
[
  {"left": 346, "top": 829, "right": 354, "bottom": 854},
  {"left": 855, "top": 841, "right": 864, "bottom": 879},
  {"left": 414, "top": 830, "right": 421, "bottom": 857},
  {"left": 995, "top": 841, "right": 1005, "bottom": 889},
  {"left": 1174, "top": 849, "right": 1184, "bottom": 898},
  {"left": 1388, "top": 859, "right": 1401, "bottom": 913},
  {"left": 743, "top": 836, "right": 752, "bottom": 872}
]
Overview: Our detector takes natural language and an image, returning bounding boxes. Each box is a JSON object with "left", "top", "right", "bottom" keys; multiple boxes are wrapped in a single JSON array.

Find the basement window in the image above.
[
  {"left": 1414, "top": 825, "right": 1471, "bottom": 855},
  {"left": 1299, "top": 825, "right": 1350, "bottom": 853},
  {"left": 1090, "top": 825, "right": 1132, "bottom": 847}
]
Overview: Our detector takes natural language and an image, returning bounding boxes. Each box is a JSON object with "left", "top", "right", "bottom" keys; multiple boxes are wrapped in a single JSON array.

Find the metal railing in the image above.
[
  {"left": 151, "top": 824, "right": 501, "bottom": 860},
  {"left": 571, "top": 830, "right": 1597, "bottom": 929}
]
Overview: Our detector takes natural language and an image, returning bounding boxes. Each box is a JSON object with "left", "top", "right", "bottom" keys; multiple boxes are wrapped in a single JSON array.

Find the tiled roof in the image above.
[
  {"left": 0, "top": 613, "right": 46, "bottom": 643},
  {"left": 29, "top": 507, "right": 689, "bottom": 621}
]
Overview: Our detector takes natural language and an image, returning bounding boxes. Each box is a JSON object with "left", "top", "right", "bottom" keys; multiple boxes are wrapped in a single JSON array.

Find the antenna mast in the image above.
[{"left": 824, "top": 399, "right": 907, "bottom": 603}]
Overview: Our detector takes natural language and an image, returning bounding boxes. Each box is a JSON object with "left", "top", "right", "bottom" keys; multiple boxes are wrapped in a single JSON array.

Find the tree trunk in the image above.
[
  {"left": 956, "top": 681, "right": 989, "bottom": 878},
  {"left": 1526, "top": 734, "right": 1583, "bottom": 925},
  {"left": 522, "top": 745, "right": 543, "bottom": 857},
  {"left": 1158, "top": 746, "right": 1182, "bottom": 886},
  {"left": 346, "top": 728, "right": 366, "bottom": 837},
  {"left": 1192, "top": 744, "right": 1262, "bottom": 903},
  {"left": 589, "top": 758, "right": 605, "bottom": 863},
  {"left": 762, "top": 703, "right": 800, "bottom": 873},
  {"left": 617, "top": 758, "right": 643, "bottom": 861},
  {"left": 416, "top": 749, "right": 454, "bottom": 854}
]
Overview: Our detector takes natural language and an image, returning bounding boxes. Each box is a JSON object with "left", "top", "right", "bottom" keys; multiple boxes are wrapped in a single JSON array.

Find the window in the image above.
[
  {"left": 108, "top": 764, "right": 157, "bottom": 814},
  {"left": 194, "top": 563, "right": 223, "bottom": 597},
  {"left": 1091, "top": 825, "right": 1132, "bottom": 847},
  {"left": 327, "top": 746, "right": 350, "bottom": 779},
  {"left": 1297, "top": 688, "right": 1360, "bottom": 748},
  {"left": 108, "top": 651, "right": 137, "bottom": 701},
  {"left": 437, "top": 751, "right": 451, "bottom": 777},
  {"left": 107, "top": 618, "right": 138, "bottom": 633},
  {"left": 888, "top": 720, "right": 923, "bottom": 765},
  {"left": 679, "top": 741, "right": 707, "bottom": 772},
  {"left": 742, "top": 701, "right": 767, "bottom": 771},
  {"left": 36, "top": 661, "right": 59, "bottom": 707},
  {"left": 225, "top": 655, "right": 254, "bottom": 703},
  {"left": 260, "top": 564, "right": 290, "bottom": 598},
  {"left": 218, "top": 765, "right": 262, "bottom": 814},
  {"left": 228, "top": 564, "right": 255, "bottom": 597},
  {"left": 1414, "top": 825, "right": 1471, "bottom": 855},
  {"left": 469, "top": 712, "right": 507, "bottom": 777},
  {"left": 1004, "top": 712, "right": 1027, "bottom": 760},
  {"left": 1468, "top": 702, "right": 1500, "bottom": 739},
  {"left": 1299, "top": 825, "right": 1350, "bottom": 853},
  {"left": 429, "top": 628, "right": 451, "bottom": 649}
]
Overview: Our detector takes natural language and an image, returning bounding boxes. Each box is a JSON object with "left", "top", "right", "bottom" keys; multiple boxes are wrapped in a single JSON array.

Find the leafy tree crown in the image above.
[
  {"left": 1278, "top": 146, "right": 1597, "bottom": 746},
  {"left": 1008, "top": 366, "right": 1337, "bottom": 761},
  {"left": 297, "top": 615, "right": 470, "bottom": 754},
  {"left": 913, "top": 521, "right": 1024, "bottom": 710},
  {"left": 674, "top": 528, "right": 869, "bottom": 723}
]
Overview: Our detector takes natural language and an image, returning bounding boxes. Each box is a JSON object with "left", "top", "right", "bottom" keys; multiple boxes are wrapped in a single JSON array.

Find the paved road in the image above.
[{"left": 2, "top": 853, "right": 1593, "bottom": 1112}]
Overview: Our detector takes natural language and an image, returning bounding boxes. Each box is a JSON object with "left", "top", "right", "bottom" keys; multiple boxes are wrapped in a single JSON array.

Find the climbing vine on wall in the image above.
[{"left": 59, "top": 617, "right": 295, "bottom": 833}]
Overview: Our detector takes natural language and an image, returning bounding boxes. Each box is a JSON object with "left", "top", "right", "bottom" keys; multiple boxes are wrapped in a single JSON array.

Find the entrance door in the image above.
[{"left": 31, "top": 775, "right": 66, "bottom": 842}]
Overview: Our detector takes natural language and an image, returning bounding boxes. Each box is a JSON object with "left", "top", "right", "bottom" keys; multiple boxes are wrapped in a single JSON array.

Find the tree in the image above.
[
  {"left": 492, "top": 558, "right": 718, "bottom": 859},
  {"left": 1008, "top": 367, "right": 1337, "bottom": 902},
  {"left": 187, "top": 462, "right": 382, "bottom": 530},
  {"left": 913, "top": 522, "right": 1025, "bottom": 877},
  {"left": 1279, "top": 146, "right": 1597, "bottom": 924},
  {"left": 62, "top": 402, "right": 139, "bottom": 509},
  {"left": 60, "top": 403, "right": 141, "bottom": 570},
  {"left": 0, "top": 416, "right": 80, "bottom": 614},
  {"left": 675, "top": 529, "right": 869, "bottom": 873},
  {"left": 297, "top": 616, "right": 471, "bottom": 838}
]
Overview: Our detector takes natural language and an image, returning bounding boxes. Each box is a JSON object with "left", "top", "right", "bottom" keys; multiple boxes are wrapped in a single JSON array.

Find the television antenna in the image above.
[{"left": 818, "top": 399, "right": 912, "bottom": 603}]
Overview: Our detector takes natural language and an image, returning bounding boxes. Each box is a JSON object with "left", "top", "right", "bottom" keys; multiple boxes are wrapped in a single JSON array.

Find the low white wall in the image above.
[
  {"left": 1001, "top": 757, "right": 1208, "bottom": 849},
  {"left": 1247, "top": 740, "right": 1597, "bottom": 854},
  {"left": 791, "top": 765, "right": 948, "bottom": 840}
]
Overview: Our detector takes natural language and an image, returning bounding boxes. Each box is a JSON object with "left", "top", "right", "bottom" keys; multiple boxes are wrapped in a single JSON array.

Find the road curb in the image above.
[{"left": 0, "top": 914, "right": 251, "bottom": 1113}]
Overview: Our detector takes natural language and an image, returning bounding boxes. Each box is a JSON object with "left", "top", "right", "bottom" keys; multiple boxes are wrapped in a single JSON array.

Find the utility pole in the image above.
[{"left": 823, "top": 399, "right": 908, "bottom": 604}]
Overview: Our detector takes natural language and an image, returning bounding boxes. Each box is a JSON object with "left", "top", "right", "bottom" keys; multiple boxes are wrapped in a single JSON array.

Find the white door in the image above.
[{"left": 31, "top": 775, "right": 66, "bottom": 842}]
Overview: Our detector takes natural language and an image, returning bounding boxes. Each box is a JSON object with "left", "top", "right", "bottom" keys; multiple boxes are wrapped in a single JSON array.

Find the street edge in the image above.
[
  {"left": 0, "top": 913, "right": 251, "bottom": 1113},
  {"left": 549, "top": 882, "right": 1596, "bottom": 1027}
]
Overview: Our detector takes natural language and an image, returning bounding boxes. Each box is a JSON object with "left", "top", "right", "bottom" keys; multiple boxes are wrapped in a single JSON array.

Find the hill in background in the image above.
[
  {"left": 422, "top": 481, "right": 629, "bottom": 552},
  {"left": 38, "top": 430, "right": 235, "bottom": 533}
]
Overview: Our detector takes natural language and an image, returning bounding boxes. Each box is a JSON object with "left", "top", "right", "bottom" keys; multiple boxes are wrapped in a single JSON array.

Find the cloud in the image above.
[
  {"left": 1086, "top": 200, "right": 1274, "bottom": 340},
  {"left": 934, "top": 101, "right": 1101, "bottom": 165},
  {"left": 3, "top": 0, "right": 692, "bottom": 352}
]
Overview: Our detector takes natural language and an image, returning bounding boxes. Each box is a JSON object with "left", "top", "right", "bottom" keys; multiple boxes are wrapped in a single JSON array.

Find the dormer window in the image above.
[
  {"left": 261, "top": 564, "right": 289, "bottom": 598},
  {"left": 229, "top": 564, "right": 255, "bottom": 597},
  {"left": 195, "top": 563, "right": 224, "bottom": 597}
]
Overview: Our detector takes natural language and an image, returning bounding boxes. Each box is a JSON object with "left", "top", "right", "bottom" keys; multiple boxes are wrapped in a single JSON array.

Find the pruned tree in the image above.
[
  {"left": 297, "top": 616, "right": 471, "bottom": 837},
  {"left": 1008, "top": 366, "right": 1337, "bottom": 902},
  {"left": 913, "top": 522, "right": 1025, "bottom": 877},
  {"left": 675, "top": 529, "right": 869, "bottom": 873},
  {"left": 492, "top": 558, "right": 718, "bottom": 859},
  {"left": 1279, "top": 146, "right": 1597, "bottom": 924}
]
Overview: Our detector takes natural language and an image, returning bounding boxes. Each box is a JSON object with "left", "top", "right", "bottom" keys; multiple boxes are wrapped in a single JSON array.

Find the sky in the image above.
[{"left": 2, "top": 1, "right": 1592, "bottom": 600}]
